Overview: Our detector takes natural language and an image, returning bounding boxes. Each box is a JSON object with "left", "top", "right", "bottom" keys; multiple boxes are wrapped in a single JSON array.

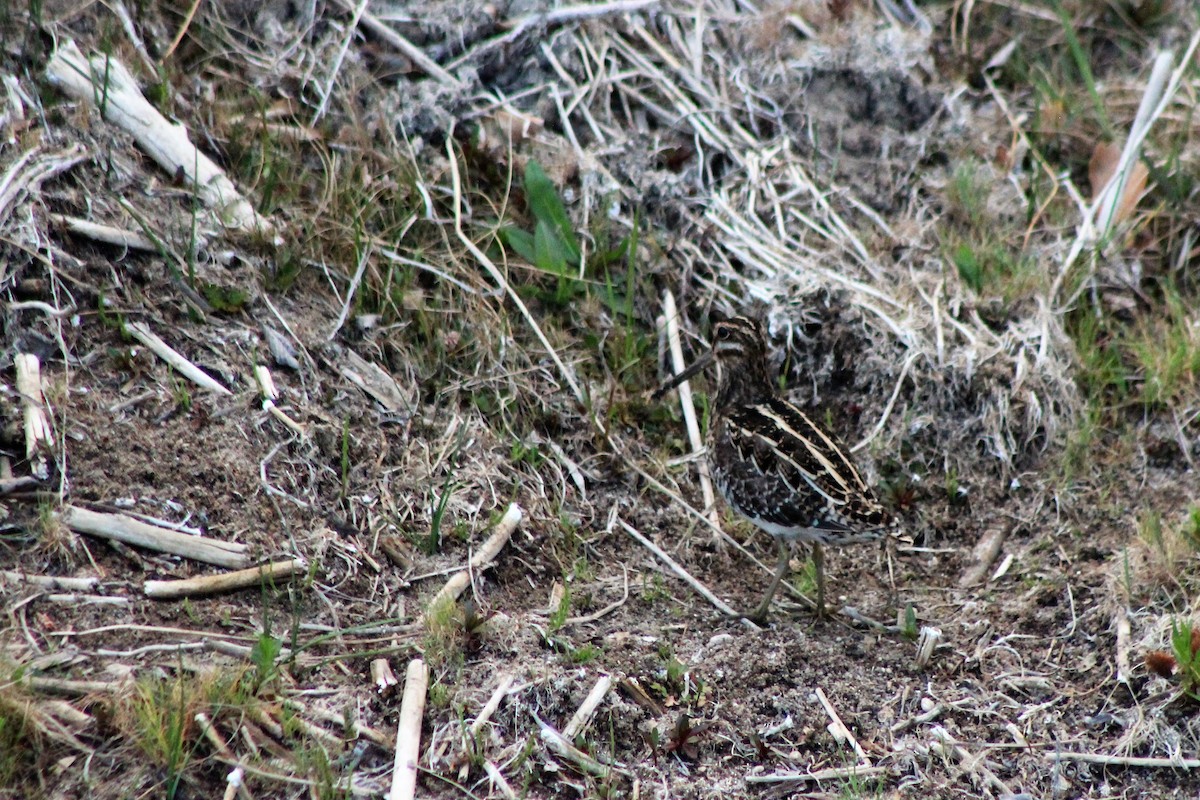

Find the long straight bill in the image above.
[{"left": 651, "top": 350, "right": 714, "bottom": 400}]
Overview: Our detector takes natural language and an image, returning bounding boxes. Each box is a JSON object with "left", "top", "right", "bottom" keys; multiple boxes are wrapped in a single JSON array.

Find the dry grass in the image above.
[{"left": 1, "top": 0, "right": 1199, "bottom": 798}]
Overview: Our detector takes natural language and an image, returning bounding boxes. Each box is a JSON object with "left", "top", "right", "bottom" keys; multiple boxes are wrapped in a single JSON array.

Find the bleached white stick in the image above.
[
  {"left": 44, "top": 41, "right": 272, "bottom": 235},
  {"left": 814, "top": 687, "right": 871, "bottom": 766},
  {"left": 426, "top": 504, "right": 523, "bottom": 611},
  {"left": 661, "top": 291, "right": 719, "bottom": 533},
  {"left": 470, "top": 673, "right": 515, "bottom": 737},
  {"left": 1047, "top": 751, "right": 1200, "bottom": 769},
  {"left": 619, "top": 518, "right": 760, "bottom": 631},
  {"left": 389, "top": 659, "right": 429, "bottom": 800},
  {"left": 746, "top": 765, "right": 888, "bottom": 784},
  {"left": 60, "top": 505, "right": 249, "bottom": 569},
  {"left": 254, "top": 365, "right": 306, "bottom": 436},
  {"left": 0, "top": 571, "right": 99, "bottom": 591},
  {"left": 562, "top": 674, "right": 613, "bottom": 740},
  {"left": 125, "top": 321, "right": 232, "bottom": 395},
  {"left": 144, "top": 558, "right": 306, "bottom": 599},
  {"left": 50, "top": 214, "right": 156, "bottom": 251}
]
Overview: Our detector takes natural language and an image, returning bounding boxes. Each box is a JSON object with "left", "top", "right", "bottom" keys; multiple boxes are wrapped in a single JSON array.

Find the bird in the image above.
[{"left": 656, "top": 316, "right": 894, "bottom": 621}]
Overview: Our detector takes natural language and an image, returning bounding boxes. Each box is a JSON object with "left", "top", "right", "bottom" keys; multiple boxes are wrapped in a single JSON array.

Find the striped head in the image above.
[
  {"left": 652, "top": 315, "right": 775, "bottom": 406},
  {"left": 711, "top": 317, "right": 775, "bottom": 409},
  {"left": 712, "top": 317, "right": 766, "bottom": 362}
]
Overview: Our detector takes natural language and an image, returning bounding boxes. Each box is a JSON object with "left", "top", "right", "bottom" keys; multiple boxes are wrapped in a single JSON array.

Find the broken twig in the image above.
[
  {"left": 426, "top": 504, "right": 522, "bottom": 612},
  {"left": 144, "top": 558, "right": 306, "bottom": 599},
  {"left": 389, "top": 659, "right": 429, "bottom": 800},
  {"left": 60, "top": 505, "right": 249, "bottom": 569}
]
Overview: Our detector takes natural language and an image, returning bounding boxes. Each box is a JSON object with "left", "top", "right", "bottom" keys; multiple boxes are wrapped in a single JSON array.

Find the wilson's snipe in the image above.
[{"left": 658, "top": 316, "right": 893, "bottom": 621}]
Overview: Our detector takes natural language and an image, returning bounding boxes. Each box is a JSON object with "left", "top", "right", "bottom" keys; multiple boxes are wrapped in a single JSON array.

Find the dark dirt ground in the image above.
[{"left": 3, "top": 2, "right": 1200, "bottom": 799}]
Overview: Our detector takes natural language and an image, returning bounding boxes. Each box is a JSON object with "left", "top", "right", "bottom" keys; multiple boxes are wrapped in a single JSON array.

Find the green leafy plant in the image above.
[
  {"left": 424, "top": 477, "right": 458, "bottom": 556},
  {"left": 500, "top": 160, "right": 582, "bottom": 277},
  {"left": 1170, "top": 619, "right": 1200, "bottom": 696},
  {"left": 1146, "top": 620, "right": 1200, "bottom": 700},
  {"left": 200, "top": 282, "right": 249, "bottom": 313},
  {"left": 548, "top": 585, "right": 571, "bottom": 633},
  {"left": 900, "top": 603, "right": 920, "bottom": 641},
  {"left": 250, "top": 631, "right": 283, "bottom": 693}
]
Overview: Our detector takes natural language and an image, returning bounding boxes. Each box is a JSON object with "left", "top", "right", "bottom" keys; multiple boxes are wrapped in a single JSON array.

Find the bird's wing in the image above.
[{"left": 721, "top": 398, "right": 890, "bottom": 530}]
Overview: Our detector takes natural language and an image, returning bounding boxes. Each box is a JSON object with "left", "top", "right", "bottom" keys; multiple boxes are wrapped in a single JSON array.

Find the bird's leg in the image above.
[
  {"left": 884, "top": 535, "right": 899, "bottom": 607},
  {"left": 746, "top": 539, "right": 790, "bottom": 623},
  {"left": 812, "top": 542, "right": 826, "bottom": 617}
]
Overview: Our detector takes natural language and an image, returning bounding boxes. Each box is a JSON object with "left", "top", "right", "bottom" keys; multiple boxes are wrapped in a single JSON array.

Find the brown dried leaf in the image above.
[{"left": 1088, "top": 141, "right": 1149, "bottom": 224}]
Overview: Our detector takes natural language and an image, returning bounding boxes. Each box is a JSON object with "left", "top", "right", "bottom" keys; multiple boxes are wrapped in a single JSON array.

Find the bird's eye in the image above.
[{"left": 716, "top": 326, "right": 731, "bottom": 340}]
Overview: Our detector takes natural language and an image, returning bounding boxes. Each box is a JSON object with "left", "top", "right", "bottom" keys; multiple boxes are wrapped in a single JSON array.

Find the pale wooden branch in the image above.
[
  {"left": 536, "top": 715, "right": 622, "bottom": 778},
  {"left": 0, "top": 571, "right": 99, "bottom": 592},
  {"left": 562, "top": 674, "right": 612, "bottom": 740},
  {"left": 15, "top": 353, "right": 54, "bottom": 479},
  {"left": 222, "top": 767, "right": 246, "bottom": 800},
  {"left": 483, "top": 761, "right": 518, "bottom": 800},
  {"left": 45, "top": 593, "right": 129, "bottom": 606},
  {"left": 745, "top": 764, "right": 888, "bottom": 784},
  {"left": 661, "top": 290, "right": 720, "bottom": 535},
  {"left": 204, "top": 638, "right": 294, "bottom": 664},
  {"left": 889, "top": 699, "right": 943, "bottom": 734},
  {"left": 425, "top": 504, "right": 523, "bottom": 612},
  {"left": 1046, "top": 751, "right": 1200, "bottom": 769},
  {"left": 196, "top": 713, "right": 254, "bottom": 800},
  {"left": 0, "top": 476, "right": 40, "bottom": 493},
  {"left": 254, "top": 365, "right": 307, "bottom": 437},
  {"left": 26, "top": 676, "right": 122, "bottom": 695},
  {"left": 470, "top": 673, "right": 515, "bottom": 737},
  {"left": 959, "top": 525, "right": 1009, "bottom": 587},
  {"left": 279, "top": 700, "right": 344, "bottom": 747},
  {"left": 144, "top": 559, "right": 306, "bottom": 599},
  {"left": 814, "top": 687, "right": 871, "bottom": 766},
  {"left": 44, "top": 40, "right": 273, "bottom": 235},
  {"left": 389, "top": 658, "right": 429, "bottom": 800},
  {"left": 618, "top": 517, "right": 760, "bottom": 631},
  {"left": 929, "top": 725, "right": 1010, "bottom": 795},
  {"left": 50, "top": 213, "right": 157, "bottom": 251},
  {"left": 125, "top": 321, "right": 233, "bottom": 395},
  {"left": 1115, "top": 610, "right": 1133, "bottom": 684},
  {"left": 60, "top": 505, "right": 249, "bottom": 569},
  {"left": 0, "top": 145, "right": 88, "bottom": 224},
  {"left": 335, "top": 0, "right": 463, "bottom": 88}
]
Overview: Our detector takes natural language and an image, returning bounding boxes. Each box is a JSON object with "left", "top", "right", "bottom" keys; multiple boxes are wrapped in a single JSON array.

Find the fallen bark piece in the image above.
[
  {"left": 60, "top": 505, "right": 249, "bottom": 569},
  {"left": 0, "top": 145, "right": 89, "bottom": 225},
  {"left": 44, "top": 40, "right": 273, "bottom": 236},
  {"left": 144, "top": 558, "right": 306, "bottom": 599},
  {"left": 371, "top": 659, "right": 399, "bottom": 694},
  {"left": 0, "top": 476, "right": 40, "bottom": 493},
  {"left": 335, "top": 344, "right": 412, "bottom": 412},
  {"left": 16, "top": 353, "right": 54, "bottom": 479}
]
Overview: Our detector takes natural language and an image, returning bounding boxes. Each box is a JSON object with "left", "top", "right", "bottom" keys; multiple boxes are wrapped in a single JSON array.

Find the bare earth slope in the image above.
[{"left": 2, "top": 2, "right": 1199, "bottom": 798}]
